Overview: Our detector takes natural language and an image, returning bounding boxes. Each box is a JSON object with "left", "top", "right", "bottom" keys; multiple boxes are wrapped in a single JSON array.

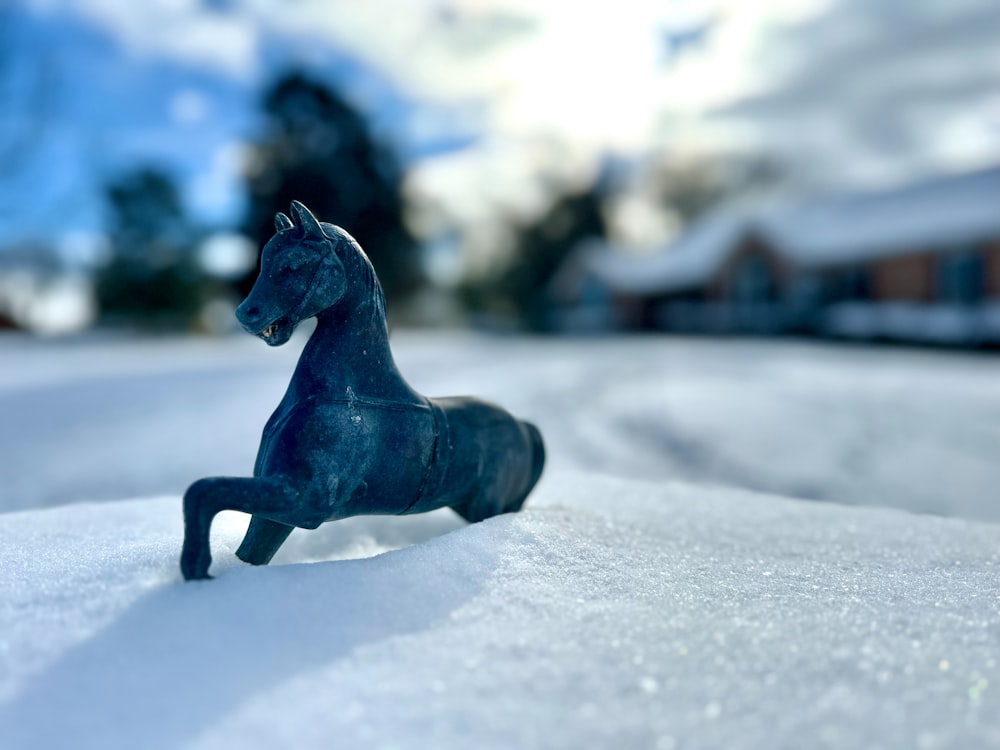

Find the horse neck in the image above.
[{"left": 292, "top": 296, "right": 421, "bottom": 403}]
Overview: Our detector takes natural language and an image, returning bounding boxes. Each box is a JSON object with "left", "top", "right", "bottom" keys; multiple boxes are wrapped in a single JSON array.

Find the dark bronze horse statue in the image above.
[{"left": 181, "top": 201, "right": 545, "bottom": 580}]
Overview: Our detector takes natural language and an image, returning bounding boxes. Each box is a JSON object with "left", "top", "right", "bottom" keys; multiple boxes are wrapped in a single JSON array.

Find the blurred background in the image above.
[
  {"left": 2, "top": 0, "right": 1000, "bottom": 520},
  {"left": 1, "top": 0, "right": 998, "bottom": 338}
]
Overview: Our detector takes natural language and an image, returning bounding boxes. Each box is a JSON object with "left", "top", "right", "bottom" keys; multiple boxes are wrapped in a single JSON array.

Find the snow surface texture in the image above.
[
  {"left": 2, "top": 332, "right": 999, "bottom": 749},
  {"left": 1, "top": 474, "right": 998, "bottom": 750},
  {"left": 2, "top": 332, "right": 999, "bottom": 520}
]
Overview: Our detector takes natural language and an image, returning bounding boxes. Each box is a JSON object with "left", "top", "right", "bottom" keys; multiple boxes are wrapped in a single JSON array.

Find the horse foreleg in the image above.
[
  {"left": 236, "top": 517, "right": 294, "bottom": 566},
  {"left": 180, "top": 476, "right": 295, "bottom": 581}
]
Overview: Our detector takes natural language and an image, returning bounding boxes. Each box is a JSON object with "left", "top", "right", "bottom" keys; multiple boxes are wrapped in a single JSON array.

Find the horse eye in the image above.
[{"left": 286, "top": 255, "right": 310, "bottom": 272}]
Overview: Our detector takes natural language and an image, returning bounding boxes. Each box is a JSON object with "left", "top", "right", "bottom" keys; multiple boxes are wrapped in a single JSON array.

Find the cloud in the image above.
[
  {"left": 19, "top": 0, "right": 999, "bottom": 252},
  {"left": 34, "top": 0, "right": 998, "bottom": 182},
  {"left": 36, "top": 0, "right": 260, "bottom": 78},
  {"left": 715, "top": 0, "right": 1000, "bottom": 184}
]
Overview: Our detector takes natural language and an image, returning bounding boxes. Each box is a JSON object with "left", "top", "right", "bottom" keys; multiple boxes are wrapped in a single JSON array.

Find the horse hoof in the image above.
[
  {"left": 180, "top": 565, "right": 214, "bottom": 582},
  {"left": 180, "top": 550, "right": 213, "bottom": 581}
]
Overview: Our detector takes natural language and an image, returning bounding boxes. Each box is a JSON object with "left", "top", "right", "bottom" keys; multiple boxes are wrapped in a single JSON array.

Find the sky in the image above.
[{"left": 2, "top": 0, "right": 998, "bottom": 262}]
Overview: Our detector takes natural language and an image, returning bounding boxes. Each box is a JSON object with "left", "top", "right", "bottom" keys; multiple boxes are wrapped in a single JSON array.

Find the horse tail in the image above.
[
  {"left": 497, "top": 419, "right": 545, "bottom": 517},
  {"left": 522, "top": 420, "right": 546, "bottom": 497}
]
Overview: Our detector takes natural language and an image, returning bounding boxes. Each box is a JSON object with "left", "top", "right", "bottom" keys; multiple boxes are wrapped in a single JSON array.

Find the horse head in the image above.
[{"left": 236, "top": 201, "right": 350, "bottom": 346}]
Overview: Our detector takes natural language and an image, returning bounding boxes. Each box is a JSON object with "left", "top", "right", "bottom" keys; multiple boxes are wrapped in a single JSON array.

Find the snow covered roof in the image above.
[
  {"left": 592, "top": 165, "right": 1000, "bottom": 295},
  {"left": 588, "top": 211, "right": 751, "bottom": 296},
  {"left": 761, "top": 165, "right": 1000, "bottom": 266}
]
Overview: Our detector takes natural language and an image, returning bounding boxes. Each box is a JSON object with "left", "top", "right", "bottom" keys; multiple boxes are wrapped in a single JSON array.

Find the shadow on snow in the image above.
[{"left": 0, "top": 513, "right": 494, "bottom": 750}]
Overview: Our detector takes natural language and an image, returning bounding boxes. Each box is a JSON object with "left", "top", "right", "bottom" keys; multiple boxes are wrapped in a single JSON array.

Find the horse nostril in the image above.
[{"left": 240, "top": 304, "right": 259, "bottom": 319}]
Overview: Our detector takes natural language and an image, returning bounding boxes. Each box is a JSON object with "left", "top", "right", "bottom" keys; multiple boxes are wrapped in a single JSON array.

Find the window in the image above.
[
  {"left": 732, "top": 254, "right": 777, "bottom": 303},
  {"left": 936, "top": 248, "right": 983, "bottom": 304},
  {"left": 841, "top": 266, "right": 870, "bottom": 300}
]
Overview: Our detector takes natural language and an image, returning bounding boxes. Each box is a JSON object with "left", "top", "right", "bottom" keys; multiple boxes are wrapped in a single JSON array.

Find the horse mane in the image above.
[{"left": 320, "top": 222, "right": 387, "bottom": 325}]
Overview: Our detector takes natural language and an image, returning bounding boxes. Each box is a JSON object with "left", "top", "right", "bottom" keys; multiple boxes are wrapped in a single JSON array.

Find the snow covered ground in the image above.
[
  {"left": 2, "top": 476, "right": 999, "bottom": 749},
  {"left": 3, "top": 331, "right": 1000, "bottom": 519},
  {"left": 1, "top": 331, "right": 999, "bottom": 748}
]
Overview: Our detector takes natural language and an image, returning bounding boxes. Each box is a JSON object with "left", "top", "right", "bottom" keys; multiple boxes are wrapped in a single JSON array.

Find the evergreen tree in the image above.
[
  {"left": 499, "top": 186, "right": 607, "bottom": 331},
  {"left": 96, "top": 167, "right": 202, "bottom": 327},
  {"left": 241, "top": 71, "right": 421, "bottom": 302}
]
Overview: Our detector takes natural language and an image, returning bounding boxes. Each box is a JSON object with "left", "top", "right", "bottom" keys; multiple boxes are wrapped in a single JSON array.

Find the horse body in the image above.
[{"left": 180, "top": 202, "right": 544, "bottom": 580}]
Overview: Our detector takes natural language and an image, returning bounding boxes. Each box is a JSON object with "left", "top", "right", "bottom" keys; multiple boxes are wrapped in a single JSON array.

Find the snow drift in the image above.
[{"left": 1, "top": 473, "right": 998, "bottom": 750}]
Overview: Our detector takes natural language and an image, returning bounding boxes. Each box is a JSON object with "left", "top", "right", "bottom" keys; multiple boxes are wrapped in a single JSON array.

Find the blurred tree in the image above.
[
  {"left": 242, "top": 71, "right": 421, "bottom": 302},
  {"left": 491, "top": 185, "right": 608, "bottom": 331},
  {"left": 96, "top": 167, "right": 203, "bottom": 327},
  {"left": 656, "top": 161, "right": 729, "bottom": 224},
  {"left": 656, "top": 155, "right": 786, "bottom": 224}
]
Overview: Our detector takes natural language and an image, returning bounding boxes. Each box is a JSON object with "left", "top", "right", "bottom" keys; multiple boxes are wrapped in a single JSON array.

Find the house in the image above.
[{"left": 578, "top": 166, "right": 1000, "bottom": 345}]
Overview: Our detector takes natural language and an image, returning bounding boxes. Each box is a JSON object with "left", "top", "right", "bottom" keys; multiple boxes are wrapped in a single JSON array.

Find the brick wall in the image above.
[
  {"left": 984, "top": 242, "right": 1000, "bottom": 298},
  {"left": 870, "top": 254, "right": 934, "bottom": 301}
]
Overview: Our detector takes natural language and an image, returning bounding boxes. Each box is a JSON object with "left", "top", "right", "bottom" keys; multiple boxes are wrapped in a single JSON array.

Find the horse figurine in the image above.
[{"left": 180, "top": 201, "right": 545, "bottom": 580}]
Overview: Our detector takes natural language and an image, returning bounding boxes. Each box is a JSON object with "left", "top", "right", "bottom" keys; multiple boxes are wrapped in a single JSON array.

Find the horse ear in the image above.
[
  {"left": 290, "top": 200, "right": 323, "bottom": 238},
  {"left": 274, "top": 212, "right": 293, "bottom": 232}
]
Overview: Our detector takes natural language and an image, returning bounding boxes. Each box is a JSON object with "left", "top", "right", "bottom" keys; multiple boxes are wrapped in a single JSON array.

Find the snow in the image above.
[
  {"left": 588, "top": 212, "right": 748, "bottom": 295},
  {"left": 823, "top": 302, "right": 999, "bottom": 344},
  {"left": 2, "top": 474, "right": 999, "bottom": 750},
  {"left": 763, "top": 166, "right": 1000, "bottom": 267},
  {"left": 2, "top": 331, "right": 1000, "bottom": 748},
  {"left": 590, "top": 166, "right": 1000, "bottom": 295},
  {"left": 4, "top": 332, "right": 1000, "bottom": 521}
]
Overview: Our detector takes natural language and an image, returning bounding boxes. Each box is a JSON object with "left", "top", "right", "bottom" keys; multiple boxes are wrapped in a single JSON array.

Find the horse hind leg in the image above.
[
  {"left": 236, "top": 517, "right": 294, "bottom": 566},
  {"left": 451, "top": 419, "right": 545, "bottom": 523}
]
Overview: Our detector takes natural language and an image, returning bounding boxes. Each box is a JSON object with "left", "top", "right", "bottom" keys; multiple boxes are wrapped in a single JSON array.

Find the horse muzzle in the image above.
[
  {"left": 253, "top": 316, "right": 294, "bottom": 346},
  {"left": 235, "top": 297, "right": 295, "bottom": 346}
]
